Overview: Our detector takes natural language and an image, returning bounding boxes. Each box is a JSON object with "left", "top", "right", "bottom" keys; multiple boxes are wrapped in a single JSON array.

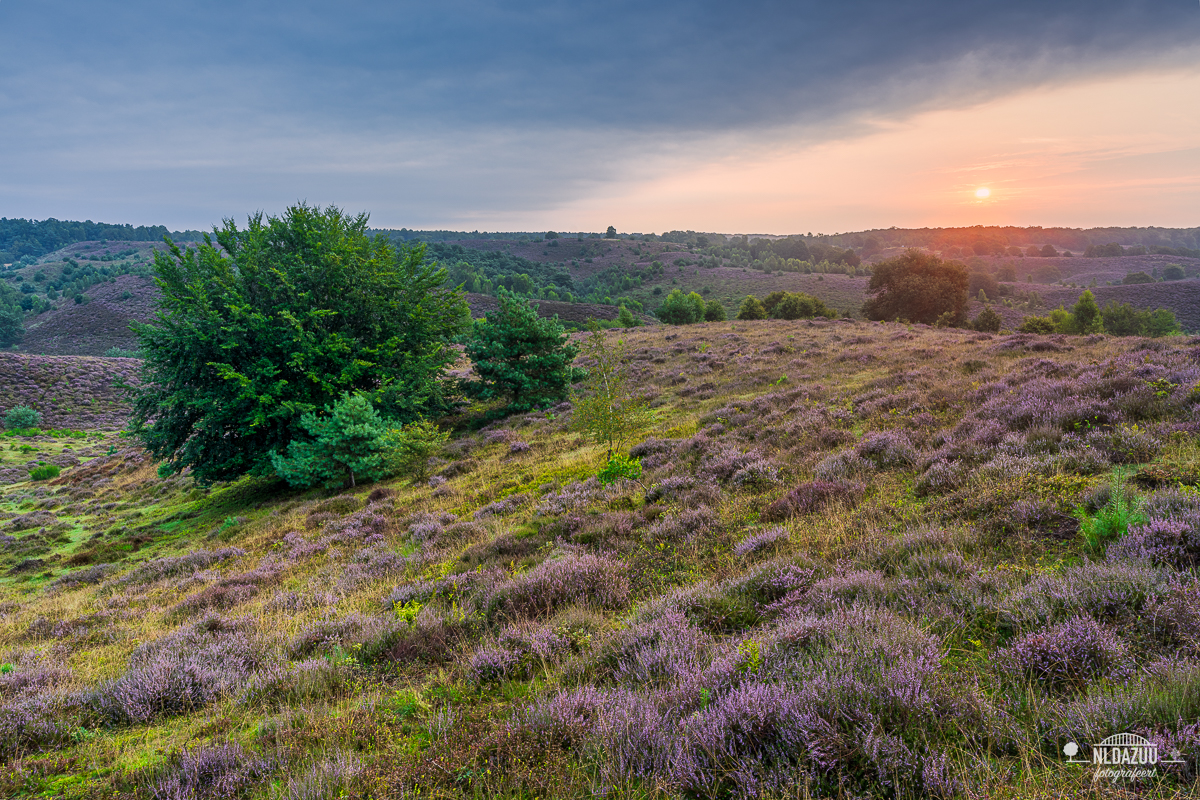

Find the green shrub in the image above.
[
  {"left": 656, "top": 289, "right": 706, "bottom": 324},
  {"left": 737, "top": 295, "right": 766, "bottom": 320},
  {"left": 971, "top": 306, "right": 1003, "bottom": 332},
  {"left": 29, "top": 465, "right": 60, "bottom": 481},
  {"left": 271, "top": 392, "right": 447, "bottom": 489},
  {"left": 4, "top": 405, "right": 42, "bottom": 430},
  {"left": 463, "top": 287, "right": 582, "bottom": 414}
]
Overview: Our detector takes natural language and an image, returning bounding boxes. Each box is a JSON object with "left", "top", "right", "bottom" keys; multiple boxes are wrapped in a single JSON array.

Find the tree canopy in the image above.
[
  {"left": 130, "top": 204, "right": 467, "bottom": 484},
  {"left": 0, "top": 281, "right": 23, "bottom": 347},
  {"left": 861, "top": 250, "right": 968, "bottom": 324}
]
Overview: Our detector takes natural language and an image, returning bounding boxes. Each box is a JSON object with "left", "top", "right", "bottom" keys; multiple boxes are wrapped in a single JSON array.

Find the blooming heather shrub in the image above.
[
  {"left": 732, "top": 526, "right": 790, "bottom": 557},
  {"left": 646, "top": 505, "right": 718, "bottom": 541},
  {"left": 644, "top": 475, "right": 695, "bottom": 503},
  {"left": 1044, "top": 658, "right": 1200, "bottom": 750},
  {"left": 47, "top": 563, "right": 117, "bottom": 591},
  {"left": 914, "top": 459, "right": 967, "bottom": 497},
  {"left": 596, "top": 606, "right": 714, "bottom": 687},
  {"left": 1090, "top": 425, "right": 1162, "bottom": 464},
  {"left": 1007, "top": 559, "right": 1168, "bottom": 626},
  {"left": 335, "top": 544, "right": 411, "bottom": 593},
  {"left": 1144, "top": 583, "right": 1200, "bottom": 650},
  {"left": 149, "top": 741, "right": 274, "bottom": 800},
  {"left": 117, "top": 548, "right": 245, "bottom": 587},
  {"left": 813, "top": 450, "right": 874, "bottom": 481},
  {"left": 0, "top": 693, "right": 73, "bottom": 758},
  {"left": 468, "top": 646, "right": 521, "bottom": 683},
  {"left": 276, "top": 753, "right": 361, "bottom": 800},
  {"left": 488, "top": 551, "right": 629, "bottom": 619},
  {"left": 474, "top": 493, "right": 531, "bottom": 519},
  {"left": 508, "top": 440, "right": 531, "bottom": 454},
  {"left": 1051, "top": 445, "right": 1111, "bottom": 475},
  {"left": 761, "top": 480, "right": 863, "bottom": 522},
  {"left": 0, "top": 660, "right": 71, "bottom": 699},
  {"left": 701, "top": 446, "right": 765, "bottom": 482},
  {"left": 996, "top": 616, "right": 1129, "bottom": 692},
  {"left": 730, "top": 459, "right": 779, "bottom": 491},
  {"left": 85, "top": 618, "right": 268, "bottom": 725},
  {"left": 1107, "top": 518, "right": 1196, "bottom": 567},
  {"left": 801, "top": 570, "right": 892, "bottom": 611},
  {"left": 537, "top": 478, "right": 609, "bottom": 515},
  {"left": 855, "top": 431, "right": 917, "bottom": 469},
  {"left": 171, "top": 566, "right": 279, "bottom": 616},
  {"left": 670, "top": 681, "right": 838, "bottom": 797},
  {"left": 1143, "top": 487, "right": 1200, "bottom": 519},
  {"left": 725, "top": 560, "right": 821, "bottom": 610}
]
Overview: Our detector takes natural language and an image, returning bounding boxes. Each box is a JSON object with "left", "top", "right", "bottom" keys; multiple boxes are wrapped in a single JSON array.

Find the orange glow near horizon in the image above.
[{"left": 510, "top": 66, "right": 1200, "bottom": 234}]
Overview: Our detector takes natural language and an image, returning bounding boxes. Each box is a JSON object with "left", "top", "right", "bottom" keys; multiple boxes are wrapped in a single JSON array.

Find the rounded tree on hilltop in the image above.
[
  {"left": 130, "top": 204, "right": 467, "bottom": 484},
  {"left": 861, "top": 250, "right": 968, "bottom": 325}
]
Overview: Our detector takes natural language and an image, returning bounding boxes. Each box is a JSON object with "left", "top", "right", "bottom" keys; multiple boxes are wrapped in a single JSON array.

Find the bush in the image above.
[
  {"left": 463, "top": 287, "right": 582, "bottom": 414},
  {"left": 29, "top": 465, "right": 60, "bottom": 481},
  {"left": 271, "top": 392, "right": 446, "bottom": 488},
  {"left": 736, "top": 295, "right": 766, "bottom": 320},
  {"left": 4, "top": 405, "right": 41, "bottom": 430},
  {"left": 1123, "top": 271, "right": 1154, "bottom": 284},
  {"left": 971, "top": 306, "right": 1003, "bottom": 332},
  {"left": 862, "top": 250, "right": 968, "bottom": 324},
  {"left": 997, "top": 616, "right": 1128, "bottom": 692},
  {"left": 703, "top": 299, "right": 726, "bottom": 322},
  {"left": 656, "top": 289, "right": 706, "bottom": 325},
  {"left": 1018, "top": 315, "right": 1057, "bottom": 334},
  {"left": 1162, "top": 264, "right": 1185, "bottom": 281}
]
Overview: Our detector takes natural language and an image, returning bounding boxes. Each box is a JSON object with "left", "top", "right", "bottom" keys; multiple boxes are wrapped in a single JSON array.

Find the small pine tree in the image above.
[
  {"left": 4, "top": 405, "right": 41, "bottom": 430},
  {"left": 463, "top": 288, "right": 581, "bottom": 414},
  {"left": 737, "top": 295, "right": 766, "bottom": 320},
  {"left": 617, "top": 305, "right": 638, "bottom": 328},
  {"left": 271, "top": 393, "right": 445, "bottom": 489}
]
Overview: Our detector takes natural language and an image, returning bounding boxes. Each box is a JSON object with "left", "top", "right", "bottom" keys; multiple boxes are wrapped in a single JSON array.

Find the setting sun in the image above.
[{"left": 975, "top": 187, "right": 991, "bottom": 199}]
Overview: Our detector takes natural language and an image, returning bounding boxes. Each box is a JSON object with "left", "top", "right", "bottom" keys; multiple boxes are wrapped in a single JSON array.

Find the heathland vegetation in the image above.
[{"left": 1, "top": 210, "right": 1199, "bottom": 798}]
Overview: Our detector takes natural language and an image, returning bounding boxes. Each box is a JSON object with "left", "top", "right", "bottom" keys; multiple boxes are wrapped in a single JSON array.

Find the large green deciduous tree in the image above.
[
  {"left": 131, "top": 204, "right": 467, "bottom": 484},
  {"left": 462, "top": 288, "right": 581, "bottom": 415},
  {"left": 862, "top": 250, "right": 968, "bottom": 325}
]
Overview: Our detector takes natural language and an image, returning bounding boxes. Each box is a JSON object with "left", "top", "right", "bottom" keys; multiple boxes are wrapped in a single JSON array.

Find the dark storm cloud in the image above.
[{"left": 0, "top": 1, "right": 1196, "bottom": 226}]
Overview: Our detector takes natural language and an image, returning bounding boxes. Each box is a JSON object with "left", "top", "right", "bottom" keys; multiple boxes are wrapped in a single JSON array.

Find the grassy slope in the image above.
[{"left": 2, "top": 325, "right": 1199, "bottom": 798}]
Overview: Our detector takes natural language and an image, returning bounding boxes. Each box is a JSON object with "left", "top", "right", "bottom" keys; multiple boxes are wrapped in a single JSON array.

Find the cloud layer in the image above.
[{"left": 1, "top": 1, "right": 1197, "bottom": 229}]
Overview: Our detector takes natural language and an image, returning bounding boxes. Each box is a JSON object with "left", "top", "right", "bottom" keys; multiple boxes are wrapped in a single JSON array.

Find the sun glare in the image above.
[{"left": 975, "top": 187, "right": 991, "bottom": 199}]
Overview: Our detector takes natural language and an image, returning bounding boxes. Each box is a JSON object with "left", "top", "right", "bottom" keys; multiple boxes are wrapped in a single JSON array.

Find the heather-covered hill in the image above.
[
  {"left": 3, "top": 321, "right": 1200, "bottom": 798},
  {"left": 0, "top": 352, "right": 136, "bottom": 430},
  {"left": 16, "top": 275, "right": 157, "bottom": 356}
]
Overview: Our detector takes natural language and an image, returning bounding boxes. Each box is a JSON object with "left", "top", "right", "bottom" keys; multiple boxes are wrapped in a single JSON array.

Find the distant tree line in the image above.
[
  {"left": 0, "top": 218, "right": 201, "bottom": 264},
  {"left": 431, "top": 243, "right": 575, "bottom": 302}
]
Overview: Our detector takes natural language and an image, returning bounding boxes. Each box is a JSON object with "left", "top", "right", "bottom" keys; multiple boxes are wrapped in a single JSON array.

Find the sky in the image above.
[{"left": 1, "top": 1, "right": 1198, "bottom": 234}]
